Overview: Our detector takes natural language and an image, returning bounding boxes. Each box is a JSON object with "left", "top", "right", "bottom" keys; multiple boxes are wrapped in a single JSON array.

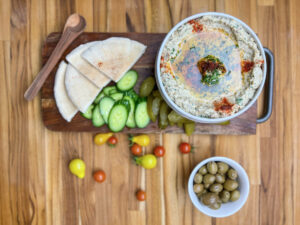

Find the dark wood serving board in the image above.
[{"left": 41, "top": 32, "right": 257, "bottom": 134}]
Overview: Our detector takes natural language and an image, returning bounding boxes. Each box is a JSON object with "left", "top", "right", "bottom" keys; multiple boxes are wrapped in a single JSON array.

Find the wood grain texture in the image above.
[{"left": 0, "top": 0, "right": 298, "bottom": 225}]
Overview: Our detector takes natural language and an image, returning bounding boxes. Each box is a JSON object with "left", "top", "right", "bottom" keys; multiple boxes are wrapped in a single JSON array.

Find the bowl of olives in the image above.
[{"left": 188, "top": 157, "right": 250, "bottom": 217}]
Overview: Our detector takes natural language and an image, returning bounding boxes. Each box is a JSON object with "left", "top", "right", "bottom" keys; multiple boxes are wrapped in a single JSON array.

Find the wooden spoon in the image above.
[{"left": 24, "top": 14, "right": 86, "bottom": 101}]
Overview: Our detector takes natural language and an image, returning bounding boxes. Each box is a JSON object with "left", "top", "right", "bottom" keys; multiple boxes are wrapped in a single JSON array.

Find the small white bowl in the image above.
[{"left": 188, "top": 157, "right": 250, "bottom": 218}]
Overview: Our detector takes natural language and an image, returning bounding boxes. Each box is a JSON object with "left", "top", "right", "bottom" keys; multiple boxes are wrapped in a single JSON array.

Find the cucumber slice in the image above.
[
  {"left": 103, "top": 86, "right": 117, "bottom": 96},
  {"left": 109, "top": 89, "right": 118, "bottom": 95},
  {"left": 135, "top": 98, "right": 150, "bottom": 128},
  {"left": 92, "top": 104, "right": 105, "bottom": 127},
  {"left": 108, "top": 100, "right": 130, "bottom": 132},
  {"left": 116, "top": 70, "right": 138, "bottom": 91},
  {"left": 81, "top": 104, "right": 94, "bottom": 119},
  {"left": 110, "top": 92, "right": 124, "bottom": 101},
  {"left": 123, "top": 96, "right": 136, "bottom": 128},
  {"left": 124, "top": 89, "right": 139, "bottom": 102},
  {"left": 99, "top": 97, "right": 115, "bottom": 123},
  {"left": 94, "top": 92, "right": 105, "bottom": 104}
]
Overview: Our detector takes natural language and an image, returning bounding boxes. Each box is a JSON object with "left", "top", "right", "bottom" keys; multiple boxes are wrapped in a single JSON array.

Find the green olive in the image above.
[
  {"left": 209, "top": 183, "right": 223, "bottom": 193},
  {"left": 193, "top": 184, "right": 204, "bottom": 194},
  {"left": 199, "top": 166, "right": 208, "bottom": 175},
  {"left": 207, "top": 161, "right": 218, "bottom": 174},
  {"left": 217, "top": 162, "right": 229, "bottom": 174},
  {"left": 223, "top": 180, "right": 239, "bottom": 191},
  {"left": 194, "top": 173, "right": 203, "bottom": 184},
  {"left": 219, "top": 190, "right": 231, "bottom": 203},
  {"left": 201, "top": 193, "right": 219, "bottom": 206},
  {"left": 203, "top": 174, "right": 216, "bottom": 184},
  {"left": 209, "top": 202, "right": 221, "bottom": 210},
  {"left": 204, "top": 183, "right": 211, "bottom": 189},
  {"left": 139, "top": 76, "right": 155, "bottom": 97},
  {"left": 227, "top": 168, "right": 238, "bottom": 180},
  {"left": 230, "top": 190, "right": 240, "bottom": 202},
  {"left": 215, "top": 174, "right": 225, "bottom": 184}
]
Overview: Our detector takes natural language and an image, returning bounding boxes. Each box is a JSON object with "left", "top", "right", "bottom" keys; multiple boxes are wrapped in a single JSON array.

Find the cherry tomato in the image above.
[
  {"left": 154, "top": 146, "right": 165, "bottom": 157},
  {"left": 136, "top": 190, "right": 146, "bottom": 201},
  {"left": 179, "top": 142, "right": 192, "bottom": 154},
  {"left": 93, "top": 170, "right": 106, "bottom": 183},
  {"left": 131, "top": 143, "right": 142, "bottom": 156},
  {"left": 107, "top": 136, "right": 118, "bottom": 147}
]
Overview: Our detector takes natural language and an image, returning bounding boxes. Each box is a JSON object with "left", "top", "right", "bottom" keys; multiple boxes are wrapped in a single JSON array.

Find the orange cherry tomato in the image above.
[
  {"left": 131, "top": 143, "right": 142, "bottom": 156},
  {"left": 107, "top": 136, "right": 118, "bottom": 147},
  {"left": 179, "top": 142, "right": 191, "bottom": 154},
  {"left": 154, "top": 146, "right": 165, "bottom": 157},
  {"left": 136, "top": 190, "right": 146, "bottom": 201},
  {"left": 93, "top": 170, "right": 106, "bottom": 183}
]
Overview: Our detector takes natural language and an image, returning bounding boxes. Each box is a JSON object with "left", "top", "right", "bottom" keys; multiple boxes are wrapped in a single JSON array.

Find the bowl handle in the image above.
[{"left": 257, "top": 48, "right": 274, "bottom": 124}]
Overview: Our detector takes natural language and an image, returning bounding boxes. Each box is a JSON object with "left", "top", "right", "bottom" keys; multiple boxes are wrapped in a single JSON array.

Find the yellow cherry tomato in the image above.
[
  {"left": 135, "top": 154, "right": 157, "bottom": 169},
  {"left": 94, "top": 133, "right": 113, "bottom": 146},
  {"left": 69, "top": 159, "right": 86, "bottom": 179},
  {"left": 129, "top": 134, "right": 150, "bottom": 146}
]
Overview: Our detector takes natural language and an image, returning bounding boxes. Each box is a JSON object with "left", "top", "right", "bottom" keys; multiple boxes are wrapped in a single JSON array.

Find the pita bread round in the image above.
[
  {"left": 65, "top": 64, "right": 101, "bottom": 113},
  {"left": 81, "top": 37, "right": 146, "bottom": 82},
  {"left": 54, "top": 61, "right": 78, "bottom": 122},
  {"left": 66, "top": 41, "right": 111, "bottom": 88}
]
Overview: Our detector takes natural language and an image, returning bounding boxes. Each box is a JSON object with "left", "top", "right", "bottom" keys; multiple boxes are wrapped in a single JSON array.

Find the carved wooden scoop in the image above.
[{"left": 24, "top": 14, "right": 86, "bottom": 101}]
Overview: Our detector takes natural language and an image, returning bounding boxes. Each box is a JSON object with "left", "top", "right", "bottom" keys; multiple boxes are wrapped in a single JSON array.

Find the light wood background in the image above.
[{"left": 0, "top": 0, "right": 299, "bottom": 224}]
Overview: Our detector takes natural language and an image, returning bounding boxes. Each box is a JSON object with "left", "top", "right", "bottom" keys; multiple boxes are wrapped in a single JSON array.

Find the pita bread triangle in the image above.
[
  {"left": 81, "top": 37, "right": 146, "bottom": 82},
  {"left": 54, "top": 61, "right": 78, "bottom": 122},
  {"left": 66, "top": 42, "right": 111, "bottom": 88},
  {"left": 65, "top": 64, "right": 101, "bottom": 113}
]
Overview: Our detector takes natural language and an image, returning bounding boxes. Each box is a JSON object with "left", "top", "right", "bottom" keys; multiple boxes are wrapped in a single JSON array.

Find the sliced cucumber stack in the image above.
[
  {"left": 116, "top": 70, "right": 138, "bottom": 91},
  {"left": 81, "top": 104, "right": 94, "bottom": 119},
  {"left": 123, "top": 95, "right": 136, "bottom": 128},
  {"left": 92, "top": 105, "right": 105, "bottom": 127},
  {"left": 135, "top": 98, "right": 150, "bottom": 128},
  {"left": 108, "top": 99, "right": 130, "bottom": 132},
  {"left": 99, "top": 97, "right": 115, "bottom": 123}
]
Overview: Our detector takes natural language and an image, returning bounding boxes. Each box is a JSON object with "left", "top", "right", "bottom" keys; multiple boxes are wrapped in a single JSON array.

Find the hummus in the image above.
[{"left": 160, "top": 15, "right": 264, "bottom": 118}]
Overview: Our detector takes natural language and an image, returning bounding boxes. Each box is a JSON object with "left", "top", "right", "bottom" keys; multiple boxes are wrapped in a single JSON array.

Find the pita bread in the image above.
[
  {"left": 81, "top": 37, "right": 146, "bottom": 82},
  {"left": 65, "top": 64, "right": 101, "bottom": 113},
  {"left": 66, "top": 42, "right": 111, "bottom": 88},
  {"left": 54, "top": 61, "right": 78, "bottom": 122}
]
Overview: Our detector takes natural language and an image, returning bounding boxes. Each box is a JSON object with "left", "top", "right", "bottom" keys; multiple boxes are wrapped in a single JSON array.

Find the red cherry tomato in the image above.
[
  {"left": 107, "top": 136, "right": 118, "bottom": 147},
  {"left": 93, "top": 170, "right": 106, "bottom": 183},
  {"left": 153, "top": 146, "right": 165, "bottom": 157},
  {"left": 131, "top": 143, "right": 142, "bottom": 156},
  {"left": 179, "top": 142, "right": 191, "bottom": 154},
  {"left": 136, "top": 190, "right": 146, "bottom": 201}
]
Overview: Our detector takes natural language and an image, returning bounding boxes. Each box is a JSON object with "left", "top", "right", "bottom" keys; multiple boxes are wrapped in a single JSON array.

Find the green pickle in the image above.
[
  {"left": 168, "top": 110, "right": 189, "bottom": 123},
  {"left": 152, "top": 96, "right": 162, "bottom": 116},
  {"left": 152, "top": 90, "right": 161, "bottom": 97},
  {"left": 159, "top": 102, "right": 170, "bottom": 129},
  {"left": 147, "top": 94, "right": 157, "bottom": 122},
  {"left": 139, "top": 77, "right": 155, "bottom": 97},
  {"left": 184, "top": 122, "right": 195, "bottom": 136}
]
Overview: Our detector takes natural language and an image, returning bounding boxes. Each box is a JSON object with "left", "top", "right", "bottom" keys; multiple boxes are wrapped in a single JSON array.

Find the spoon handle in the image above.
[{"left": 24, "top": 28, "right": 83, "bottom": 101}]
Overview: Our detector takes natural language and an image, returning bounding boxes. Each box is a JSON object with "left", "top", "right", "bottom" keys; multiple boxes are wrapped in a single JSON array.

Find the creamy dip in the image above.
[{"left": 160, "top": 15, "right": 264, "bottom": 118}]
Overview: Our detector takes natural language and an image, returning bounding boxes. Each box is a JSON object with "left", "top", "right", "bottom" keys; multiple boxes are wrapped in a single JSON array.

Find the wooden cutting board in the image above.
[{"left": 41, "top": 32, "right": 257, "bottom": 134}]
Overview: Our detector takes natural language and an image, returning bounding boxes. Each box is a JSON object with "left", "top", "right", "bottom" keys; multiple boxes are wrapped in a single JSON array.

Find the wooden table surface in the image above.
[{"left": 0, "top": 0, "right": 299, "bottom": 224}]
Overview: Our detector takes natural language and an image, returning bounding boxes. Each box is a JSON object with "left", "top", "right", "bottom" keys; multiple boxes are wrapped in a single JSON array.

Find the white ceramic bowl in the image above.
[
  {"left": 188, "top": 157, "right": 250, "bottom": 218},
  {"left": 155, "top": 12, "right": 267, "bottom": 123}
]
